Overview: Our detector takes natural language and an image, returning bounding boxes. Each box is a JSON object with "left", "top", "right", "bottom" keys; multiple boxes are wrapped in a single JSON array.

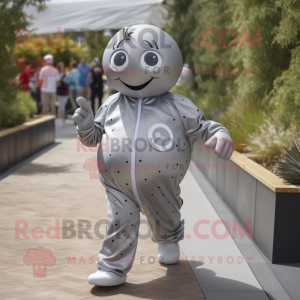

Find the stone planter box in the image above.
[
  {"left": 0, "top": 116, "right": 55, "bottom": 174},
  {"left": 191, "top": 139, "right": 300, "bottom": 263}
]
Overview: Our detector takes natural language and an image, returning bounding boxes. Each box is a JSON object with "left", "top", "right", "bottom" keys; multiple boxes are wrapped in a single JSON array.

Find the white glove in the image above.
[
  {"left": 205, "top": 131, "right": 233, "bottom": 160},
  {"left": 72, "top": 97, "right": 94, "bottom": 131}
]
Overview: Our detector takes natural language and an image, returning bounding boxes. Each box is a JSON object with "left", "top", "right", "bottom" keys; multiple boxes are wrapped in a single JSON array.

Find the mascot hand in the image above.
[
  {"left": 72, "top": 97, "right": 94, "bottom": 131},
  {"left": 204, "top": 131, "right": 233, "bottom": 160}
]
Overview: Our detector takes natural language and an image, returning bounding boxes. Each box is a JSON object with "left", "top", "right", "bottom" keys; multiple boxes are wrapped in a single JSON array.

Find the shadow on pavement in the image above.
[
  {"left": 0, "top": 142, "right": 61, "bottom": 181},
  {"left": 90, "top": 259, "right": 266, "bottom": 299},
  {"left": 13, "top": 162, "right": 72, "bottom": 175}
]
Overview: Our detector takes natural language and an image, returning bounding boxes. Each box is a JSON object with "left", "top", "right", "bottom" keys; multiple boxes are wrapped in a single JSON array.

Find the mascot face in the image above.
[{"left": 102, "top": 24, "right": 183, "bottom": 98}]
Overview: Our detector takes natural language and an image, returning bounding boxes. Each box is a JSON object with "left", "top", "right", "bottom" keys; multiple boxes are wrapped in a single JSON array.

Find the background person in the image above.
[
  {"left": 64, "top": 60, "right": 79, "bottom": 111},
  {"left": 15, "top": 58, "right": 30, "bottom": 92},
  {"left": 33, "top": 65, "right": 42, "bottom": 114},
  {"left": 86, "top": 57, "right": 103, "bottom": 113},
  {"left": 39, "top": 54, "right": 60, "bottom": 115},
  {"left": 56, "top": 62, "right": 69, "bottom": 127},
  {"left": 78, "top": 56, "right": 90, "bottom": 100},
  {"left": 65, "top": 61, "right": 76, "bottom": 111},
  {"left": 29, "top": 57, "right": 43, "bottom": 114}
]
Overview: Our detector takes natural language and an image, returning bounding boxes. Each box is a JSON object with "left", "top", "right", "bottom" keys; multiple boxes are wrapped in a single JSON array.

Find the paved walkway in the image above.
[
  {"left": 180, "top": 172, "right": 269, "bottom": 300},
  {"left": 0, "top": 119, "right": 270, "bottom": 300},
  {"left": 0, "top": 122, "right": 204, "bottom": 300}
]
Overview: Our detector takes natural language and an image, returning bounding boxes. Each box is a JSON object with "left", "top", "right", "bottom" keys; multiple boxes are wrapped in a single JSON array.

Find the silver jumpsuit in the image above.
[{"left": 77, "top": 91, "right": 230, "bottom": 276}]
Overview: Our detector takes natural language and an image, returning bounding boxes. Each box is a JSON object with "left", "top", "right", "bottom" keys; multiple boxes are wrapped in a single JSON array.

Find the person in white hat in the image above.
[{"left": 39, "top": 54, "right": 60, "bottom": 115}]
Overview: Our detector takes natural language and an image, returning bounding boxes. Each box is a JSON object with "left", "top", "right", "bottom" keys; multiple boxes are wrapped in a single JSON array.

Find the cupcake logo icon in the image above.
[
  {"left": 23, "top": 246, "right": 56, "bottom": 277},
  {"left": 83, "top": 157, "right": 106, "bottom": 179}
]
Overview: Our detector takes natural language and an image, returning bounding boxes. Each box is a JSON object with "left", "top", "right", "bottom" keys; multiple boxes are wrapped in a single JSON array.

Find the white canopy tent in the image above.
[{"left": 25, "top": 0, "right": 165, "bottom": 34}]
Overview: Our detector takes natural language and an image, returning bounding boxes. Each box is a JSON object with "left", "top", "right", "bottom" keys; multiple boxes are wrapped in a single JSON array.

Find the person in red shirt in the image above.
[
  {"left": 16, "top": 58, "right": 30, "bottom": 92},
  {"left": 18, "top": 69, "right": 30, "bottom": 91}
]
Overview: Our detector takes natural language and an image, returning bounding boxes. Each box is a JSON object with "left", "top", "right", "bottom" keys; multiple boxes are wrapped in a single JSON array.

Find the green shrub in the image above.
[
  {"left": 248, "top": 116, "right": 294, "bottom": 158},
  {"left": 163, "top": 0, "right": 291, "bottom": 114},
  {"left": 15, "top": 35, "right": 87, "bottom": 69},
  {"left": 0, "top": 92, "right": 36, "bottom": 128},
  {"left": 17, "top": 92, "right": 36, "bottom": 118},
  {"left": 171, "top": 82, "right": 195, "bottom": 102},
  {"left": 276, "top": 141, "right": 300, "bottom": 185},
  {"left": 218, "top": 99, "right": 268, "bottom": 152},
  {"left": 0, "top": 1, "right": 46, "bottom": 128},
  {"left": 164, "top": 0, "right": 300, "bottom": 158},
  {"left": 171, "top": 81, "right": 228, "bottom": 120},
  {"left": 268, "top": 47, "right": 300, "bottom": 126}
]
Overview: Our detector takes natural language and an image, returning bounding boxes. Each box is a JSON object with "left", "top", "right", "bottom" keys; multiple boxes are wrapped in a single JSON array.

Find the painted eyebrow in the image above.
[
  {"left": 143, "top": 40, "right": 153, "bottom": 48},
  {"left": 152, "top": 40, "right": 159, "bottom": 49},
  {"left": 143, "top": 40, "right": 159, "bottom": 50},
  {"left": 116, "top": 39, "right": 125, "bottom": 49}
]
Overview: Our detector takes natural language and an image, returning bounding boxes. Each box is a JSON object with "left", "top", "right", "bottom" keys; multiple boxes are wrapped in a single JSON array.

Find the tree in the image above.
[
  {"left": 0, "top": 0, "right": 46, "bottom": 125},
  {"left": 268, "top": 0, "right": 300, "bottom": 125},
  {"left": 164, "top": 0, "right": 300, "bottom": 148}
]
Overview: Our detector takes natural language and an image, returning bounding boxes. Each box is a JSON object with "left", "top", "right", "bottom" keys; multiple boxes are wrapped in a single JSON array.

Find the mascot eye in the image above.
[
  {"left": 144, "top": 52, "right": 158, "bottom": 66},
  {"left": 141, "top": 51, "right": 162, "bottom": 70},
  {"left": 110, "top": 51, "right": 128, "bottom": 71},
  {"left": 114, "top": 52, "right": 126, "bottom": 66}
]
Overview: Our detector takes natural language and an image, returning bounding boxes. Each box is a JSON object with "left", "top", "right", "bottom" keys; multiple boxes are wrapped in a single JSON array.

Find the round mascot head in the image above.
[{"left": 102, "top": 24, "right": 183, "bottom": 98}]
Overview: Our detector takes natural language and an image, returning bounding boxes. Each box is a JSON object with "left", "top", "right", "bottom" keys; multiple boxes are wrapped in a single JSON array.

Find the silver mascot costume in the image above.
[{"left": 73, "top": 24, "right": 233, "bottom": 286}]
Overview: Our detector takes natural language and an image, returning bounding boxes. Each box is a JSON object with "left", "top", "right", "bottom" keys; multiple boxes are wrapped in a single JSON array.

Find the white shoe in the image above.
[
  {"left": 158, "top": 242, "right": 180, "bottom": 264},
  {"left": 88, "top": 269, "right": 127, "bottom": 286}
]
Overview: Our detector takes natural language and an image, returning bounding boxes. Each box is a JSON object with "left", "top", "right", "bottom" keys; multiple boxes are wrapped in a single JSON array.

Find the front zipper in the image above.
[{"left": 131, "top": 98, "right": 145, "bottom": 214}]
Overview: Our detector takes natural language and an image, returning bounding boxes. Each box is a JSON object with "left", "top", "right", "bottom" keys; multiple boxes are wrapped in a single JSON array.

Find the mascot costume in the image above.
[{"left": 73, "top": 24, "right": 233, "bottom": 286}]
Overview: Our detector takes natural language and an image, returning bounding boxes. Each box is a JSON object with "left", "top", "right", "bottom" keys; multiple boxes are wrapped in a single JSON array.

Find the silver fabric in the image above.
[
  {"left": 95, "top": 182, "right": 140, "bottom": 276},
  {"left": 77, "top": 92, "right": 232, "bottom": 276}
]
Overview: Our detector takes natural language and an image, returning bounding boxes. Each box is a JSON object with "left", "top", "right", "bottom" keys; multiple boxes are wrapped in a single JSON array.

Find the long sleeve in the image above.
[
  {"left": 63, "top": 73, "right": 71, "bottom": 85},
  {"left": 171, "top": 93, "right": 230, "bottom": 141},
  {"left": 76, "top": 93, "right": 120, "bottom": 147},
  {"left": 77, "top": 123, "right": 102, "bottom": 147}
]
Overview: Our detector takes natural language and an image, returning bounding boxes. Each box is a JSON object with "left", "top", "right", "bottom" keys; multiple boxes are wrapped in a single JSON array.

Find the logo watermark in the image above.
[
  {"left": 65, "top": 254, "right": 253, "bottom": 265},
  {"left": 15, "top": 218, "right": 253, "bottom": 240},
  {"left": 23, "top": 246, "right": 56, "bottom": 277},
  {"left": 194, "top": 28, "right": 261, "bottom": 50},
  {"left": 15, "top": 27, "right": 262, "bottom": 51}
]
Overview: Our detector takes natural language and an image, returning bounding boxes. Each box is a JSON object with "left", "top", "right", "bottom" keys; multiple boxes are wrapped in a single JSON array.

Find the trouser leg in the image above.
[
  {"left": 96, "top": 187, "right": 140, "bottom": 276},
  {"left": 72, "top": 90, "right": 77, "bottom": 102},
  {"left": 97, "top": 88, "right": 103, "bottom": 107},
  {"left": 84, "top": 87, "right": 89, "bottom": 100},
  {"left": 91, "top": 88, "right": 96, "bottom": 114},
  {"left": 142, "top": 190, "right": 184, "bottom": 244},
  {"left": 58, "top": 95, "right": 68, "bottom": 118},
  {"left": 69, "top": 90, "right": 77, "bottom": 110},
  {"left": 78, "top": 86, "right": 88, "bottom": 100}
]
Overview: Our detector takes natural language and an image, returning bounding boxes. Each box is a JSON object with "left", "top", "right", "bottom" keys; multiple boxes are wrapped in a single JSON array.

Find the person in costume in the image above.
[{"left": 73, "top": 24, "right": 233, "bottom": 286}]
